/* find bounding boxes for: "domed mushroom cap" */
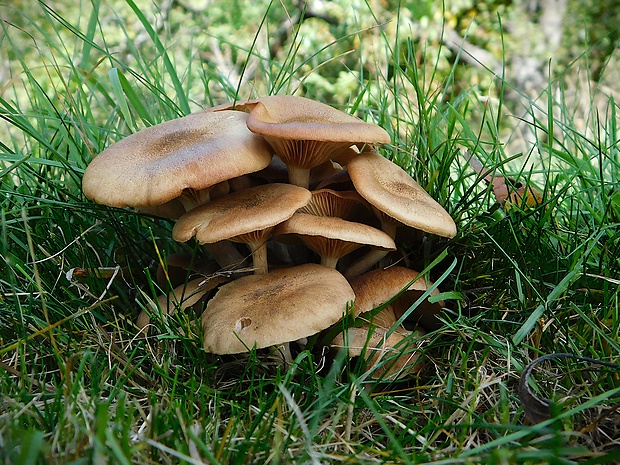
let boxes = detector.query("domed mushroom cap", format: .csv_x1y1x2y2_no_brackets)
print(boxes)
202,264,355,354
350,266,444,331
82,110,273,208
332,306,409,357
348,151,457,238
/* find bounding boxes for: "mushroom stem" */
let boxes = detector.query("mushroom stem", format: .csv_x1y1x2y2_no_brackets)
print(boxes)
248,240,269,274
287,165,311,189
321,255,340,269
274,342,294,366
204,242,248,269
344,219,399,278
344,248,390,278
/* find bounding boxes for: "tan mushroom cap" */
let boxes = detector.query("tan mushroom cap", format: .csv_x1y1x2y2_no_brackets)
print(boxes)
202,264,355,354
332,306,409,357
244,95,390,188
331,306,426,379
274,213,396,268
172,184,312,273
348,151,457,238
349,266,445,331
82,110,273,208
246,95,391,143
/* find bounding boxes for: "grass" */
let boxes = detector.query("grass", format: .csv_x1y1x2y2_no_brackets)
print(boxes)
1,0,620,463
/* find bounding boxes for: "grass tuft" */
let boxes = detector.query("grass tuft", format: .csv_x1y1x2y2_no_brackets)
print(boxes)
1,0,619,463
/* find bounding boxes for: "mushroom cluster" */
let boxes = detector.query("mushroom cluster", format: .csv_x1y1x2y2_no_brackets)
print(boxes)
82,95,456,378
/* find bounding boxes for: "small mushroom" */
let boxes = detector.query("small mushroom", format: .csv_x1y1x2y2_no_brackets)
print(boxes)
245,95,390,188
346,150,457,276
465,151,543,209
331,306,426,380
274,213,396,269
348,150,456,238
349,266,445,331
201,264,355,354
172,184,312,274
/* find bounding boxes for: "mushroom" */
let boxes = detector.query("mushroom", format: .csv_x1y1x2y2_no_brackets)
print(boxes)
331,306,426,380
245,95,391,188
345,150,457,277
172,184,312,274
82,110,273,210
201,263,355,354
82,110,274,269
348,150,457,238
273,213,396,269
349,266,445,331
465,151,543,209
331,266,441,379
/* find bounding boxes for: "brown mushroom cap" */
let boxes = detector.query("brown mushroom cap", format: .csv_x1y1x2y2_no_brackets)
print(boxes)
82,110,273,209
201,264,355,354
246,95,391,143
274,213,396,269
349,266,445,331
244,95,390,188
172,184,312,273
332,306,409,357
347,151,457,238
331,306,426,379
